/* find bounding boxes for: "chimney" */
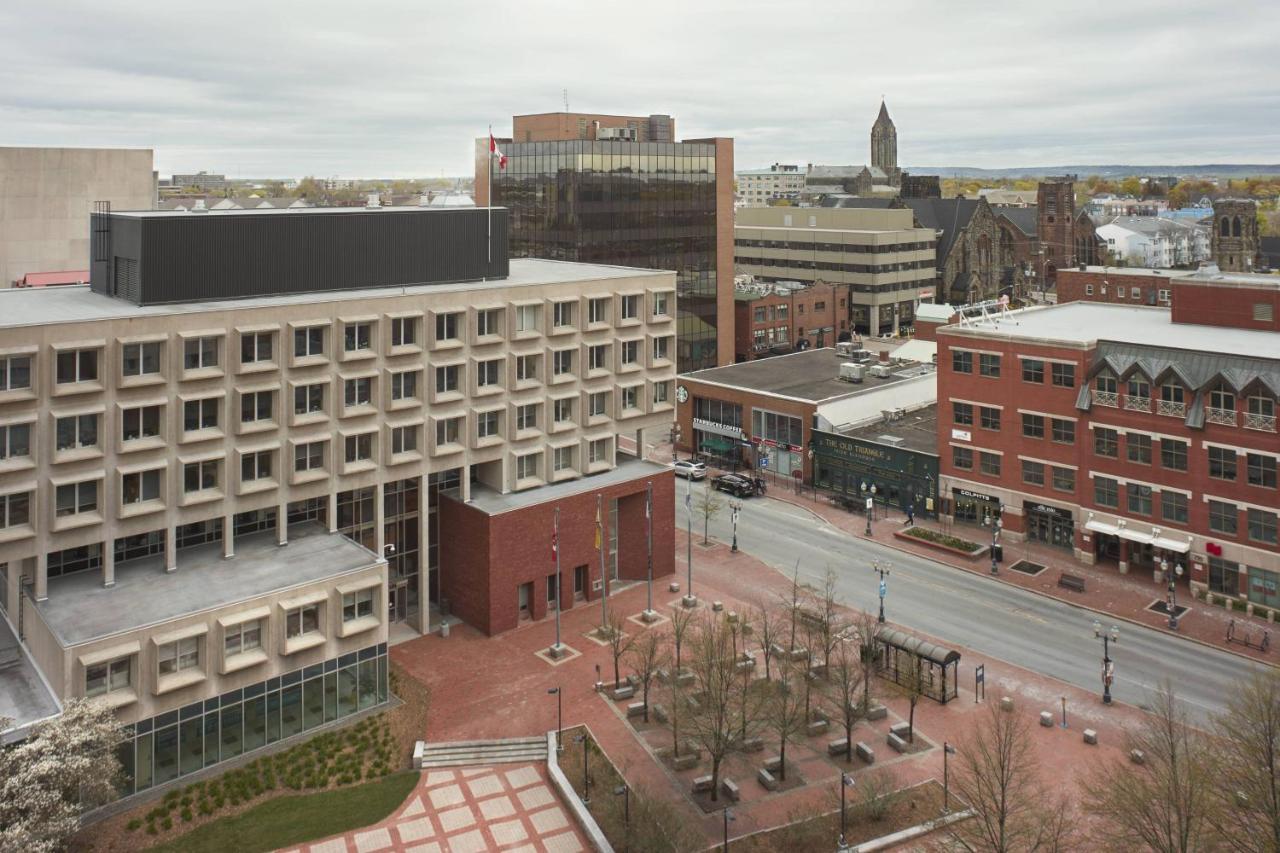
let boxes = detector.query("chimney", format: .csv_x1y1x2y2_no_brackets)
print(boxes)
879,349,890,364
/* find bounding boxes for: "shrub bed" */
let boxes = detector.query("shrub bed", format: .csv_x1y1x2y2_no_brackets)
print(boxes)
899,526,983,554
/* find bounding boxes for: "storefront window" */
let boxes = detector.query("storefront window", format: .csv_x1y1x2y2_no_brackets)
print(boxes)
1248,567,1280,610
1209,557,1240,596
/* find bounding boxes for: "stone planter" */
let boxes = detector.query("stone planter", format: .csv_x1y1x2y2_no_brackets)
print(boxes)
893,528,988,561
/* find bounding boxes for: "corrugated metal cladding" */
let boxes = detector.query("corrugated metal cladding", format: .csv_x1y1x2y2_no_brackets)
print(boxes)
95,208,509,306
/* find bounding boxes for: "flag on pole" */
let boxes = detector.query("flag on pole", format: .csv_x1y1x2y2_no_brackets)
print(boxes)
685,479,692,510
489,132,507,170
551,525,558,560
594,502,602,550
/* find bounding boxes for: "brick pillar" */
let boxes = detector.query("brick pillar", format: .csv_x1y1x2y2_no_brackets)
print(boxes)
1118,539,1130,574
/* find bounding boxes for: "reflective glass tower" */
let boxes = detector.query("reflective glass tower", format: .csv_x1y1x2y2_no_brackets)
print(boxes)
480,117,733,372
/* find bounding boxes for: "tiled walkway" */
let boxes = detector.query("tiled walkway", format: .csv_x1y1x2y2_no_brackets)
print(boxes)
285,763,588,853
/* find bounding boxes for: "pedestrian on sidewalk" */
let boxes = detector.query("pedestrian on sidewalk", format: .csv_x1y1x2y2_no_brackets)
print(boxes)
905,504,915,526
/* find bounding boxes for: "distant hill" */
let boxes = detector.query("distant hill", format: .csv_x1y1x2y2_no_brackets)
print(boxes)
909,165,1280,179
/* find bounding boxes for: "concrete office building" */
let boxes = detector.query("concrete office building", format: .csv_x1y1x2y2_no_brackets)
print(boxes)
0,204,677,790
0,147,155,288
736,164,805,207
733,207,936,336
935,276,1279,606
476,112,735,371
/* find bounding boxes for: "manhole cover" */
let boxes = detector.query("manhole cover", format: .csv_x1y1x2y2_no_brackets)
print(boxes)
1147,600,1189,617
1010,560,1047,576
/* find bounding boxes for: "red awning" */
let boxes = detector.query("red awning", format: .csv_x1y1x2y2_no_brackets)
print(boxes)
18,270,89,287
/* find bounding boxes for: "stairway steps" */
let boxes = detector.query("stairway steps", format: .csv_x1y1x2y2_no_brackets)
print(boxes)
415,736,549,768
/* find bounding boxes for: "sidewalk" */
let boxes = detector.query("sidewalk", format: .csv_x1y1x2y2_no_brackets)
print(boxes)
652,437,1275,665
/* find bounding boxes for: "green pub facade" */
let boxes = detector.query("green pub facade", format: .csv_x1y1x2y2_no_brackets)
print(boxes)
813,429,939,518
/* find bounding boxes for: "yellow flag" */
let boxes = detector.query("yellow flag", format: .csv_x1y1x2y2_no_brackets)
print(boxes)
594,502,602,549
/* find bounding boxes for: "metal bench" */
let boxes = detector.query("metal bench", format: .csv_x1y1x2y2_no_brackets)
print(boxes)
1057,573,1087,593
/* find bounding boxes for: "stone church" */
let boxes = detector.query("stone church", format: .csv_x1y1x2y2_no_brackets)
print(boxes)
806,101,903,195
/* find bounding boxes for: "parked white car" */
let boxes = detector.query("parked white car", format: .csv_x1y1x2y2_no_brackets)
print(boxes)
671,459,708,480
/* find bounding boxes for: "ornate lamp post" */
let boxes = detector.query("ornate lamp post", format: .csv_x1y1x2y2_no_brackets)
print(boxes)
1093,621,1119,705
729,498,742,552
722,807,735,851
547,687,562,751
1163,557,1184,630
943,742,956,812
873,561,891,624
989,505,1002,575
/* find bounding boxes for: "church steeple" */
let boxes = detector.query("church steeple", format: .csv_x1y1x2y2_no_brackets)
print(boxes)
870,99,897,176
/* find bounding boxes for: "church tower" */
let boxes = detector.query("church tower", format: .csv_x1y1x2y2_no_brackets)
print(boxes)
870,100,898,178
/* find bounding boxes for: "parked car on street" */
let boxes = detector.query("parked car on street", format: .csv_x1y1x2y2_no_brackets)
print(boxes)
712,473,756,497
672,459,708,480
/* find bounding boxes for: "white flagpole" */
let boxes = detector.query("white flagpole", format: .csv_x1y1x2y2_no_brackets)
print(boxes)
643,481,656,621
487,125,493,265
552,506,562,656
598,494,608,631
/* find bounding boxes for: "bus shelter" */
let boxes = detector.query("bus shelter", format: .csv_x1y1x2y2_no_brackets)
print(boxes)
874,627,961,704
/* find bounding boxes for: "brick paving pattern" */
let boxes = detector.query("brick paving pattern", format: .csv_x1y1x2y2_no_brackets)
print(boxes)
285,763,587,853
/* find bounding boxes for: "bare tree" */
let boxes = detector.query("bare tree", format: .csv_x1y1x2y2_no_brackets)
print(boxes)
693,484,724,546
764,658,808,781
0,700,127,853
682,614,766,801
604,609,635,690
1208,667,1280,853
826,634,867,763
780,566,804,653
854,609,880,715
669,604,696,674
625,629,669,723
809,567,850,677
882,646,925,743
1084,683,1215,853
947,703,1076,853
754,603,783,682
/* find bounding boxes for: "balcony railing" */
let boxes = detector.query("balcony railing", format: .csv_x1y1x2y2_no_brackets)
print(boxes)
1124,396,1151,412
1093,390,1119,408
1156,399,1186,418
1205,407,1237,426
1244,412,1277,432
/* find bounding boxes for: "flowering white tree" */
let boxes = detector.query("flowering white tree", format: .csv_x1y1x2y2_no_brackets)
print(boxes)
0,699,126,852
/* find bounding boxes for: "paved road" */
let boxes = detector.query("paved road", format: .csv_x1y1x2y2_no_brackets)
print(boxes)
689,493,1265,722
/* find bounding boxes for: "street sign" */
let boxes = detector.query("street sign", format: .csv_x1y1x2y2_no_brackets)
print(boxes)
879,580,887,598
760,454,770,469
865,497,873,510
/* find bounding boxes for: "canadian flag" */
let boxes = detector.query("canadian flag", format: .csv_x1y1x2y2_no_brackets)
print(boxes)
489,132,507,170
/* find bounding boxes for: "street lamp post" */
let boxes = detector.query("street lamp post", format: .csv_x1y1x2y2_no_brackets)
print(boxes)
730,499,742,553
861,482,872,536
1164,558,1184,630
683,477,696,607
989,507,1002,575
873,562,891,624
670,424,682,462
839,773,855,849
943,742,956,813
614,784,630,851
1093,621,1119,705
547,687,562,751
722,807,735,852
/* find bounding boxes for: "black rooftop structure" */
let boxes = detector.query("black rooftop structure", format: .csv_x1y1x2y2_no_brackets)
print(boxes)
89,206,509,305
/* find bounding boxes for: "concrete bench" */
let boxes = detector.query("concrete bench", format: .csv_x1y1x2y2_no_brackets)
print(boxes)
1000,696,1014,712
613,685,635,700
1058,573,1087,593
692,775,714,793
722,778,740,802
742,736,764,753
1130,749,1145,765
712,601,724,612
769,643,787,659
726,610,738,623
412,740,426,770
735,659,755,674
757,768,779,791
789,647,810,662
652,703,669,724
675,671,695,688
762,755,782,773
807,719,830,737
673,753,699,771
626,673,641,687
655,667,670,683
668,582,681,593
828,737,850,756
865,703,888,721
1040,711,1054,728
1083,729,1098,745
889,721,911,739
888,732,908,753
856,741,876,764
627,702,646,719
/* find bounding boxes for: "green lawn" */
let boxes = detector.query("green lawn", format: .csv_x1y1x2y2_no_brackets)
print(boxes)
148,771,418,853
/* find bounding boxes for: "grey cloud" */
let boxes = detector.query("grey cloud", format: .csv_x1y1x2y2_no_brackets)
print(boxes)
1,0,1277,177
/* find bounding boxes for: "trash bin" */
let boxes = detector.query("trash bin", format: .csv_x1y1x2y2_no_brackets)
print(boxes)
992,544,1004,563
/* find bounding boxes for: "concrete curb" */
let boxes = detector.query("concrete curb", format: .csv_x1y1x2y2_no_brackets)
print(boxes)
763,493,1276,669
546,729,614,853
848,807,974,852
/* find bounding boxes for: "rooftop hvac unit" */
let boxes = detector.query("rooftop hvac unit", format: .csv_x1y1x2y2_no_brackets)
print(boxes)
835,341,855,358
870,364,892,379
838,362,865,383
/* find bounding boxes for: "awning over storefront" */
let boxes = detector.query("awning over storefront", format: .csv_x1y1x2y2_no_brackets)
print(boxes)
1152,536,1191,554
699,436,735,454
1085,519,1191,553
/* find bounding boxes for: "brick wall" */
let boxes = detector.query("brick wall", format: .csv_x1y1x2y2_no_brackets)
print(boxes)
440,470,675,635
1055,268,1177,307
1171,281,1280,332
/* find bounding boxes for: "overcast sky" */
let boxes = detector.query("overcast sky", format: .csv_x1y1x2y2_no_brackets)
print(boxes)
2,0,1277,178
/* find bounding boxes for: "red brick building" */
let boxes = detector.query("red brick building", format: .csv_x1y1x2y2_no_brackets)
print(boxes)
936,277,1280,608
440,461,675,635
1055,266,1190,307
733,281,853,361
